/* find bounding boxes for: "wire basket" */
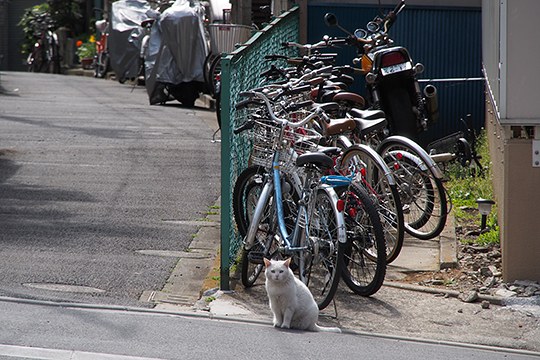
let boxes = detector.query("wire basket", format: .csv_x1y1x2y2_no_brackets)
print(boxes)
249,120,322,171
208,24,253,55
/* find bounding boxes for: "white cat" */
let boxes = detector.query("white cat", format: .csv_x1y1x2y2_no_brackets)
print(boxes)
263,258,341,333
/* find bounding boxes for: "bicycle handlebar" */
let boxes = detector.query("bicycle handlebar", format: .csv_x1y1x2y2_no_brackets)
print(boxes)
237,91,327,128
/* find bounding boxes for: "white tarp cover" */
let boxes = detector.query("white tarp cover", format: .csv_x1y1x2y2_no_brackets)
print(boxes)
109,0,151,81
145,0,208,104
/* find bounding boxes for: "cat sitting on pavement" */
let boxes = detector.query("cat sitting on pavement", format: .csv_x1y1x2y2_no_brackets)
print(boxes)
263,258,341,333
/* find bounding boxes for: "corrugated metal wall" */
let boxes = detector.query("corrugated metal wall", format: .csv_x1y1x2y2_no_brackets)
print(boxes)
307,3,483,144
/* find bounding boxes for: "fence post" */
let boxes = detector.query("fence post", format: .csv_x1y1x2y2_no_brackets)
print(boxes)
218,7,299,291
219,54,232,291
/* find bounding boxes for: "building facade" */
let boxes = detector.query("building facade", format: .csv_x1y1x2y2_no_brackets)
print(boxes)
483,0,540,282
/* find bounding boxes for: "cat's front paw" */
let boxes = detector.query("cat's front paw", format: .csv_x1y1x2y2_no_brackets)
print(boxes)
280,323,290,329
273,320,282,327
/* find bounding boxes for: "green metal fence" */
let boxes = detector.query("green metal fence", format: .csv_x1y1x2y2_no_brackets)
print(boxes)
219,7,299,290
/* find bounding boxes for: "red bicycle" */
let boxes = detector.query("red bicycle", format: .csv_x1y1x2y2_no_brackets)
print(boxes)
94,19,110,78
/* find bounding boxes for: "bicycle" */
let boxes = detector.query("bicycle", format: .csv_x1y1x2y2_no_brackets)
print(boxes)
94,19,110,78
26,14,60,74
234,90,386,307
250,50,448,241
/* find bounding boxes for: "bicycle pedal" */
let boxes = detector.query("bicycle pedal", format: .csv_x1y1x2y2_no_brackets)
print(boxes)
248,251,265,264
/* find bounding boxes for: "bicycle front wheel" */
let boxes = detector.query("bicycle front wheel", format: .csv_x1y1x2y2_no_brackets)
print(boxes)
338,182,386,297
240,183,278,287
302,188,343,310
233,165,267,237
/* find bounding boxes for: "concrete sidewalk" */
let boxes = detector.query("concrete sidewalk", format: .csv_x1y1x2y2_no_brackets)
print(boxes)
145,205,540,353
150,203,459,314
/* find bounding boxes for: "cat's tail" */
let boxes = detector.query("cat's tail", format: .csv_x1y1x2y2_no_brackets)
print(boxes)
313,324,342,333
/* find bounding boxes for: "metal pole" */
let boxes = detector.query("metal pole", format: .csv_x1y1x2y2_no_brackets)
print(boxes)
219,55,232,291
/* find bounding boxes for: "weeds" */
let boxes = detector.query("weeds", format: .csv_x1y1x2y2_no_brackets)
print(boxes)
445,130,499,245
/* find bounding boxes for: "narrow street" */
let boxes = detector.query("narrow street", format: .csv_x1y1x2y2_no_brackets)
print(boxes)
0,72,220,306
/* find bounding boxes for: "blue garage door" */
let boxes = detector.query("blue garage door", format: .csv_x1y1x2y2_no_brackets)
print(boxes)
308,3,483,143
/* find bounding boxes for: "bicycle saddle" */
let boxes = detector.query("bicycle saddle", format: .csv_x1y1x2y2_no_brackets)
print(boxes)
353,117,388,137
349,108,385,120
296,152,334,169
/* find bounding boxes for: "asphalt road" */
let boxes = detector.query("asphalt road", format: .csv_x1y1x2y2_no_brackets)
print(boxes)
0,299,538,360
0,72,220,306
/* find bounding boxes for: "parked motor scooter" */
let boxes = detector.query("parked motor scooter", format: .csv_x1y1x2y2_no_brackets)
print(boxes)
144,0,208,107
324,0,438,142
109,0,151,83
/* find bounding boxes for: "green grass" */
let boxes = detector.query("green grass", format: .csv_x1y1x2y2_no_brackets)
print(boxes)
445,130,499,245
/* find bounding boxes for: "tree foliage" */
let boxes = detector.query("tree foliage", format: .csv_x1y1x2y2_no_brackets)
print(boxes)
18,0,84,55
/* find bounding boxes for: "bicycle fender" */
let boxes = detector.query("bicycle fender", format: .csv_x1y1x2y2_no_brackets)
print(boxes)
387,149,427,171
350,143,397,186
243,182,273,250
377,135,444,179
321,185,347,244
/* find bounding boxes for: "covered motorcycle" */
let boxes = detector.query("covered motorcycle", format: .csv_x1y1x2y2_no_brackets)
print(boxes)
109,0,151,83
145,0,208,106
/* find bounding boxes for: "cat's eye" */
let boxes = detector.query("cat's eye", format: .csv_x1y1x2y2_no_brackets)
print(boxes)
279,270,283,273
270,270,275,273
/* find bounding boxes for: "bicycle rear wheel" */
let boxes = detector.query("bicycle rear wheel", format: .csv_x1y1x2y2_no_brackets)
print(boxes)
378,141,447,240
338,182,386,296
339,144,404,263
94,51,110,78
302,188,343,310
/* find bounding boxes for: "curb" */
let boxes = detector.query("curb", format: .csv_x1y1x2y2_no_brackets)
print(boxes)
145,197,221,308
1,294,537,358
384,281,504,305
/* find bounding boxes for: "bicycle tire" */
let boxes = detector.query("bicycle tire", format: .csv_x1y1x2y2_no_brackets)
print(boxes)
339,144,405,263
302,188,344,310
378,141,447,240
233,166,300,236
233,165,267,237
28,47,45,73
215,88,222,129
50,40,60,74
203,53,217,94
208,56,221,97
338,182,386,297
240,182,278,287
94,51,110,78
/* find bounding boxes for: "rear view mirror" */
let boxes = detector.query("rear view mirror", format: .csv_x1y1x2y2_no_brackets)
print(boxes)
324,13,338,27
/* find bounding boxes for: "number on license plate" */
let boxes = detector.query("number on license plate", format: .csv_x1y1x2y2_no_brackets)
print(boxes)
381,62,411,76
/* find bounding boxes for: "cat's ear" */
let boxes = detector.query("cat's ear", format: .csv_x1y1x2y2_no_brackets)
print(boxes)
263,258,271,268
284,258,292,268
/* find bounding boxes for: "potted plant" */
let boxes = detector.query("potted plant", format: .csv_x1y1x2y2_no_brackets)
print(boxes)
76,35,96,69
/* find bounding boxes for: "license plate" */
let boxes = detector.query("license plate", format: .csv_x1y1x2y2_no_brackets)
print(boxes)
381,62,412,76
